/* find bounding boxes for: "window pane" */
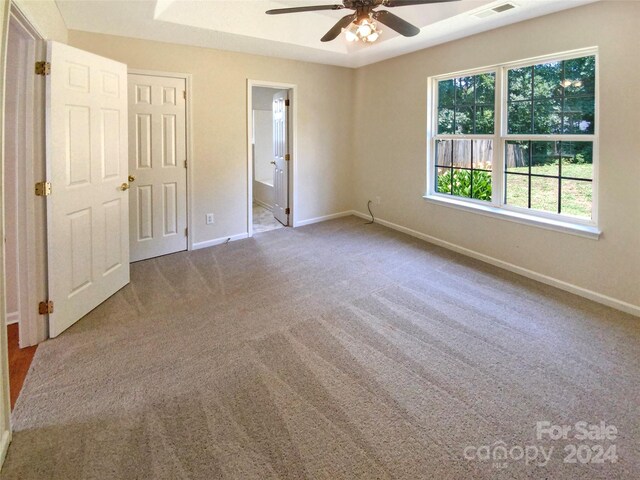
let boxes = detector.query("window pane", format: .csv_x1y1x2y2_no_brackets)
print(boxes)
472,170,492,201
531,141,559,177
452,169,471,197
473,139,493,171
561,180,592,218
437,139,492,169
475,106,494,134
533,99,562,134
436,167,452,195
505,140,529,172
533,61,563,99
472,139,493,201
530,176,559,213
455,106,474,134
508,101,532,134
435,139,452,167
438,107,454,134
508,67,532,101
438,79,455,107
452,139,471,167
505,173,528,208
561,142,593,179
456,76,475,104
563,56,595,96
436,140,471,168
435,139,471,167
475,73,495,104
563,97,594,134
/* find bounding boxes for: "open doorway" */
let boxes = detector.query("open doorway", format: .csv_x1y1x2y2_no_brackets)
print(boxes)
3,4,47,408
247,81,296,236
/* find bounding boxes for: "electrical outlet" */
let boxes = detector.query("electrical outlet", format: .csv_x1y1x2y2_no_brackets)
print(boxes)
375,196,381,205
206,213,215,225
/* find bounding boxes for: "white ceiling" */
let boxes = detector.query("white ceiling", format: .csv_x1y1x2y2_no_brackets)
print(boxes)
56,0,597,68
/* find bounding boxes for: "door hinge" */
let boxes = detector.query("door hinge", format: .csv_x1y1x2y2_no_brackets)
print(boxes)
183,90,186,100
184,159,187,168
35,61,51,76
284,154,290,161
185,227,188,236
35,181,52,196
38,300,54,315
285,99,290,107
285,207,290,215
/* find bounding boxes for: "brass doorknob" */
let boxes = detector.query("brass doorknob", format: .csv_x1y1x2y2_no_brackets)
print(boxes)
120,183,130,191
128,175,136,182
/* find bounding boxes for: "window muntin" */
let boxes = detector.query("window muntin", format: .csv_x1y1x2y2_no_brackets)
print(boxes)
429,50,597,224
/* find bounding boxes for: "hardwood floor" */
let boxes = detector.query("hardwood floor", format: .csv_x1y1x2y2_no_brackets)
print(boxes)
8,323,37,410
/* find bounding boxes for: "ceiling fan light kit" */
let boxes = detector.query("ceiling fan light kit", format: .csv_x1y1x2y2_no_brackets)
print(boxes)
345,17,382,43
265,0,459,44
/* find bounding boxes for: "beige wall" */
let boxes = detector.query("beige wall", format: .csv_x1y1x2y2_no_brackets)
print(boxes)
69,31,355,244
352,1,640,309
13,0,67,42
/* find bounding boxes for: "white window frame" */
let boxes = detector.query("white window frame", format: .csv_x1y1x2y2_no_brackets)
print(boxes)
425,47,600,239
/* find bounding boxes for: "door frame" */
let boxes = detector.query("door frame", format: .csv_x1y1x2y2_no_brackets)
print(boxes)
246,79,298,237
128,69,194,251
1,0,12,466
4,3,46,347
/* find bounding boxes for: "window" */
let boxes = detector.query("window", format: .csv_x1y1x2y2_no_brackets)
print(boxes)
435,73,495,202
427,49,598,232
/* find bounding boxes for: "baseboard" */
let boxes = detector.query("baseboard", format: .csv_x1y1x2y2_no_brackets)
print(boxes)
191,232,249,250
351,210,640,317
0,429,11,470
296,211,354,227
253,199,272,211
5,312,18,326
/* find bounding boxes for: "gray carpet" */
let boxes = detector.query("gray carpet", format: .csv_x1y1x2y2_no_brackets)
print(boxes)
3,216,639,479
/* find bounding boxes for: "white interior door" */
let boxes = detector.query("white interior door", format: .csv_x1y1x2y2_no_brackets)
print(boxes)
128,74,187,262
272,90,289,226
46,41,130,338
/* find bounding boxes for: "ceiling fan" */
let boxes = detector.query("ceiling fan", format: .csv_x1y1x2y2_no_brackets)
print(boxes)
266,0,460,43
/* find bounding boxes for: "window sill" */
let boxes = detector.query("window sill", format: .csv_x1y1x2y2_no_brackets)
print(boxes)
422,194,601,240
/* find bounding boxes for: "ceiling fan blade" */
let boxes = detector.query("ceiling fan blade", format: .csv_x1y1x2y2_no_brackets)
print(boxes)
321,13,358,42
382,0,459,7
266,5,344,15
373,10,420,36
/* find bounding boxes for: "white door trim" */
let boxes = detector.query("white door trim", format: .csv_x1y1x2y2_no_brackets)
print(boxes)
0,0,13,466
246,79,298,237
128,68,194,251
5,4,46,347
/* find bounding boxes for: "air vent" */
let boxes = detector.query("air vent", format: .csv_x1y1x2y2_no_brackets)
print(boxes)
473,3,517,19
493,3,516,13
